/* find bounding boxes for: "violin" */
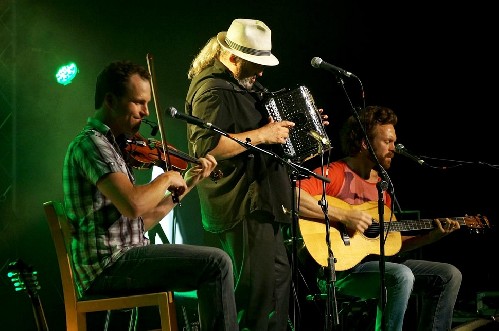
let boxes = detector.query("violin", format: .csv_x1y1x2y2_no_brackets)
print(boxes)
122,132,223,182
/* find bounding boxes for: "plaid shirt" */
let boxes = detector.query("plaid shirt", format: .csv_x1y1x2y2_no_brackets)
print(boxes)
62,117,149,298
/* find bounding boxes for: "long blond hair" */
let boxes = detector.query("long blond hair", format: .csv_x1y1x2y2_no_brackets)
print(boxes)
187,36,223,80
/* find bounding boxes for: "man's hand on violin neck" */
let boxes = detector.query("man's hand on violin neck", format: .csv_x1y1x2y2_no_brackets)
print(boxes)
162,171,187,195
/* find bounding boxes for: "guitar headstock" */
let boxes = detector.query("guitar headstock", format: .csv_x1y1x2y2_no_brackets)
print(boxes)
7,259,40,298
463,214,491,234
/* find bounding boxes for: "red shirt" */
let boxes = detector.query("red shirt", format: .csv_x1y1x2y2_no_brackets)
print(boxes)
298,160,392,207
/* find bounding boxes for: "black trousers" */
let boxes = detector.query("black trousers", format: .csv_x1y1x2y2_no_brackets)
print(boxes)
216,214,292,331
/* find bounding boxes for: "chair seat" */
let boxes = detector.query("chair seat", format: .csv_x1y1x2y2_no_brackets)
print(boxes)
77,292,173,312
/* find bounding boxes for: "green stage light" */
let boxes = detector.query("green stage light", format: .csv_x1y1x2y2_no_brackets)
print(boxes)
56,62,79,85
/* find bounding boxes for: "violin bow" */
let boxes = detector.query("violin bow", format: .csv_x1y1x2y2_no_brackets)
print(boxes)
146,53,180,205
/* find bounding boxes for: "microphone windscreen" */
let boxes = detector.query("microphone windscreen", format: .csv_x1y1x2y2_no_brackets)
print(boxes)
311,57,322,68
169,107,177,118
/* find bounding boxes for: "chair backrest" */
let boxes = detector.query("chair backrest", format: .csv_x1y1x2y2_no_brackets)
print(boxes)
43,201,80,317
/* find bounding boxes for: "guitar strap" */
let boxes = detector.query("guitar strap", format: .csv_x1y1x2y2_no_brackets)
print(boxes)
340,224,350,246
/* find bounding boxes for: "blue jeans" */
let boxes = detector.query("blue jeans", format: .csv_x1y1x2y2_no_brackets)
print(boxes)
333,259,462,331
86,244,239,331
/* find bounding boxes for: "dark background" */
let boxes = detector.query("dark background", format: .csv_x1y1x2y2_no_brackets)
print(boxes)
0,1,497,330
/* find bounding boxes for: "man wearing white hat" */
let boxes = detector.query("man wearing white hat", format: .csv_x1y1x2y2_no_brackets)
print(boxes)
185,18,295,331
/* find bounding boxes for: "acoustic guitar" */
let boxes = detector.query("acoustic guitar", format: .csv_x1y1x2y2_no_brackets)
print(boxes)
298,195,490,271
7,259,49,331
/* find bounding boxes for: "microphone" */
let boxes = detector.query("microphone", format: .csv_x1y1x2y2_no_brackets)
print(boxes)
310,57,357,78
308,130,330,146
150,125,159,136
169,107,214,129
141,118,159,136
395,144,425,165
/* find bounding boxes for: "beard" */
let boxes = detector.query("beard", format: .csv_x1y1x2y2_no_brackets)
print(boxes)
234,59,259,91
368,151,392,170
237,76,255,91
378,155,392,170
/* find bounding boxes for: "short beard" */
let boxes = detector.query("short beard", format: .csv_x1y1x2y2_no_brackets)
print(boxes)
237,77,255,91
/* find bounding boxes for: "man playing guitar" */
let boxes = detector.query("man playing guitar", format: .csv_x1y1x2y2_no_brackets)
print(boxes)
297,105,462,331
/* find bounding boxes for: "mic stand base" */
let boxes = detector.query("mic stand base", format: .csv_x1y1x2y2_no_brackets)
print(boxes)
324,256,340,331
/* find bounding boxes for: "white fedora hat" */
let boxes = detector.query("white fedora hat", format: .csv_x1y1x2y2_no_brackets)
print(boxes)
217,18,279,66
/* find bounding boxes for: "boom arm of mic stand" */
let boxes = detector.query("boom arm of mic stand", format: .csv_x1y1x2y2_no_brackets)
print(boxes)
205,124,330,183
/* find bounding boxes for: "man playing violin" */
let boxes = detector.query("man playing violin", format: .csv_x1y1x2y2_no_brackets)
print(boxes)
63,60,239,331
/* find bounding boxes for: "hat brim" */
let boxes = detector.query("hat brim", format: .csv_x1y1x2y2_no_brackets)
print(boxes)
217,32,279,66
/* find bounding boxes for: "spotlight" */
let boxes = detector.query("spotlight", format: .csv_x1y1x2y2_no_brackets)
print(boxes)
55,62,79,85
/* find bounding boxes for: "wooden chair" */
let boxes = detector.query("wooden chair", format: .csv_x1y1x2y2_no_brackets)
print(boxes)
43,200,178,331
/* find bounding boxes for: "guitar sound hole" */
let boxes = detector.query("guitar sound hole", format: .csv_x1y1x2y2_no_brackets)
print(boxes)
364,224,380,238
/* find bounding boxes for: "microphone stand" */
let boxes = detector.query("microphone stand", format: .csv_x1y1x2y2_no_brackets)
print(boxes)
319,186,341,331
376,174,389,329
350,104,391,330
175,115,330,331
305,145,341,331
333,73,392,330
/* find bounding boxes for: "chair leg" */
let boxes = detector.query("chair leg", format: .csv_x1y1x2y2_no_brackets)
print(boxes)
102,308,139,331
104,310,111,331
128,308,138,331
158,292,177,331
76,311,88,331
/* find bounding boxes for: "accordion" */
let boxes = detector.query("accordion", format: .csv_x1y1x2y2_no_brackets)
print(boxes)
263,85,331,163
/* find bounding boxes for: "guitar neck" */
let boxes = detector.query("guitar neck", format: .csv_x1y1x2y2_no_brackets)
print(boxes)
8,260,49,331
28,293,49,331
387,217,470,232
